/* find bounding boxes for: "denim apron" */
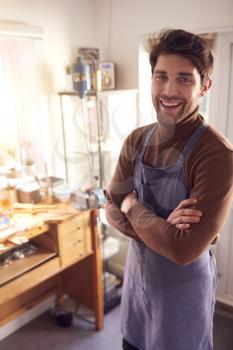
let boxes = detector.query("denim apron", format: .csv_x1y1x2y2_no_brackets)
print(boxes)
121,123,217,350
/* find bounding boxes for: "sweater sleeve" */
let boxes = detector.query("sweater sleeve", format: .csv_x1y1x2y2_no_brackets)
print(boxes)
105,133,142,240
125,146,233,265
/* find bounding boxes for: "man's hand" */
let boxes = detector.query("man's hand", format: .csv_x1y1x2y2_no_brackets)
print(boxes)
121,192,138,214
121,194,202,230
167,197,202,230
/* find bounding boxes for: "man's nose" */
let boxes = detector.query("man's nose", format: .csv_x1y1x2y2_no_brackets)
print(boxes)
163,79,178,96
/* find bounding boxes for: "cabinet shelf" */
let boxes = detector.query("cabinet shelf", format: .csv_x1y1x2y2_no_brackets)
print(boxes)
2,223,49,254
0,257,60,306
0,246,57,286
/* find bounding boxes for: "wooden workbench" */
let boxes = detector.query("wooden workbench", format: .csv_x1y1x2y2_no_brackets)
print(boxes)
0,208,104,331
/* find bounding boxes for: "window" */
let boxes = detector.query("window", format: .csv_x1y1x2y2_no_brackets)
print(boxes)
0,36,39,165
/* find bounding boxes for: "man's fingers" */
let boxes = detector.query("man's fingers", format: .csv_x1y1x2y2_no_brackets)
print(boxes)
176,223,191,230
172,208,202,218
167,197,203,228
176,198,198,210
172,216,201,225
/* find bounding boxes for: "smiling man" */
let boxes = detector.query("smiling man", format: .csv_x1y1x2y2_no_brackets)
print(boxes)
152,54,211,126
105,29,233,350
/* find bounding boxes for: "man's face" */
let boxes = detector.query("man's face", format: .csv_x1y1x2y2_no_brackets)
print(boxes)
151,54,210,125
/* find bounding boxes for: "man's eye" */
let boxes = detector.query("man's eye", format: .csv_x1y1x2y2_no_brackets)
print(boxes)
178,77,192,84
153,74,167,81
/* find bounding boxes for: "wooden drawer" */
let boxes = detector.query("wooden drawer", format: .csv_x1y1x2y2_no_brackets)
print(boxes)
59,216,85,237
58,212,93,267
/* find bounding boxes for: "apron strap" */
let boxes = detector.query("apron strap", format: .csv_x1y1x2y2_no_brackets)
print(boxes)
139,122,207,163
177,122,208,164
140,123,157,160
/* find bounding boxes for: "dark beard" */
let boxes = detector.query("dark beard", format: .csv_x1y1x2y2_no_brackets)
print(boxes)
155,101,186,126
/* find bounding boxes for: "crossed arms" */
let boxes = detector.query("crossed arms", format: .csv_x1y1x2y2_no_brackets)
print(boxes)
105,136,233,265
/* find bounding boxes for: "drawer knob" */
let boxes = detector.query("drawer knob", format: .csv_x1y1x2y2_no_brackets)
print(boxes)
72,239,82,246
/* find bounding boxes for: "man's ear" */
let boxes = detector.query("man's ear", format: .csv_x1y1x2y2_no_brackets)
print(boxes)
200,78,212,97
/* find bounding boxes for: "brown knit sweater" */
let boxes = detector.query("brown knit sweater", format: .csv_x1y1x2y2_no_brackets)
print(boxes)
105,112,233,265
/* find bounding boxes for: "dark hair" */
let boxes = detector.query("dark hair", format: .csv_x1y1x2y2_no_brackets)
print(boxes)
149,28,214,82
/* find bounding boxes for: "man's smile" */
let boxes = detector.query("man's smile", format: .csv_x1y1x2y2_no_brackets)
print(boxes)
160,100,182,107
159,98,184,114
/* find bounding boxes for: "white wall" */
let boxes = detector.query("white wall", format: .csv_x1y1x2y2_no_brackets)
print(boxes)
1,0,233,174
0,0,97,91
95,0,233,89
1,0,233,95
0,0,97,177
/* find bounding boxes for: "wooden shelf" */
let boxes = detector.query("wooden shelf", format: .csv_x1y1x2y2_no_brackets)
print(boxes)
0,246,57,286
2,223,49,254
23,224,50,240
0,257,60,305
